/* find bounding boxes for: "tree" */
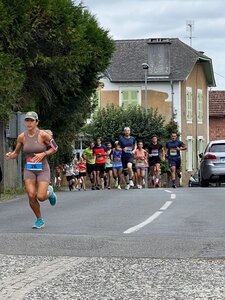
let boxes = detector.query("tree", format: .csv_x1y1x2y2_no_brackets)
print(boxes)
0,52,25,121
0,0,115,161
85,105,170,145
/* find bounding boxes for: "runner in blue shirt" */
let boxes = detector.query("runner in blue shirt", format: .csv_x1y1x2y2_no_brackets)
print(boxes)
118,127,136,190
166,132,187,188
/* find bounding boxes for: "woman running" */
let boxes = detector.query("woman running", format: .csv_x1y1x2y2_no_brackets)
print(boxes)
112,143,123,190
134,141,147,189
5,111,58,229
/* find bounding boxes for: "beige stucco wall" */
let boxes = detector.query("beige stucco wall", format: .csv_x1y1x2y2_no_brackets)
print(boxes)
99,89,171,123
100,91,119,107
181,63,208,186
141,90,172,124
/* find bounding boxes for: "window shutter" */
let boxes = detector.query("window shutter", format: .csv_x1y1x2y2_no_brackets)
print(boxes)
122,90,138,108
197,89,203,123
186,87,192,123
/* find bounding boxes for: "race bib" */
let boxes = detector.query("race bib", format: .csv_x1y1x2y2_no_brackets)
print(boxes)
170,149,177,156
26,157,43,171
136,157,144,165
151,150,159,156
124,147,132,154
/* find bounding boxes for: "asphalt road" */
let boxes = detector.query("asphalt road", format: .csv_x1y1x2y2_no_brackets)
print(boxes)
1,187,225,299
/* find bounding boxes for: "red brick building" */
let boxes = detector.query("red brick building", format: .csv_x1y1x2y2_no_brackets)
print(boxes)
209,91,225,140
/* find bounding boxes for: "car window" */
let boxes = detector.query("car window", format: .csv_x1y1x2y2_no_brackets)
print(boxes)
209,144,225,152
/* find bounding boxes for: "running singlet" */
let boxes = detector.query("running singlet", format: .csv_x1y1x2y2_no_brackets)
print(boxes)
112,150,122,168
78,162,86,173
119,136,135,155
93,144,107,164
148,143,162,158
134,149,146,168
166,140,184,159
23,130,48,171
83,147,95,164
105,150,113,168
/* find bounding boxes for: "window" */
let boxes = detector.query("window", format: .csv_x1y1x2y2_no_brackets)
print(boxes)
121,90,139,108
186,136,193,171
186,87,192,123
198,136,204,156
210,144,225,152
197,89,203,123
147,41,170,76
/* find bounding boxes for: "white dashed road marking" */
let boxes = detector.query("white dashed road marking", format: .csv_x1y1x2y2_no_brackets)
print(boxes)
124,211,163,234
160,200,173,211
124,190,176,234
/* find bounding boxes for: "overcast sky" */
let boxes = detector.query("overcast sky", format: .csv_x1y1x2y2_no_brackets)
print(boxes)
81,0,225,90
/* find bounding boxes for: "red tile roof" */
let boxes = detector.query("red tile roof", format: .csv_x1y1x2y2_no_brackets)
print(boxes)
209,91,225,116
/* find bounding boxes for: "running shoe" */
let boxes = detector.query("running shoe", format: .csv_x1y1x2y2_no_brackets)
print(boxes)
48,185,57,206
125,183,130,190
117,185,121,190
91,185,96,190
32,218,45,229
172,184,176,189
129,180,134,187
96,185,100,190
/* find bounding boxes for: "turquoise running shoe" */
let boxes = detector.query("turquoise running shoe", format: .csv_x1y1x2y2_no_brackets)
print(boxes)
32,218,45,229
48,185,57,206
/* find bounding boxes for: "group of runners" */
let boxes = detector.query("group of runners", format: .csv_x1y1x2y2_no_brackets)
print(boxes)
64,127,187,191
4,112,186,229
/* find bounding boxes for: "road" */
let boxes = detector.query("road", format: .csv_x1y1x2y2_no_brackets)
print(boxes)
1,187,225,299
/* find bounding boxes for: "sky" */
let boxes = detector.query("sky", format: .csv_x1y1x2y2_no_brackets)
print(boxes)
81,0,225,90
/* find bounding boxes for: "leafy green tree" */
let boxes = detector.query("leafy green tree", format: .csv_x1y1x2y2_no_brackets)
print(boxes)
0,52,25,121
85,104,170,145
0,0,114,161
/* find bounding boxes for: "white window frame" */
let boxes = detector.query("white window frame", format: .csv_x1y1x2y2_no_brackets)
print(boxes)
197,89,203,124
119,86,141,107
197,136,205,165
186,87,193,124
186,136,193,171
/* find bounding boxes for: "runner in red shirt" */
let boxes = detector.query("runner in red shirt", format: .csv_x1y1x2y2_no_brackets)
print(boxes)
93,138,108,190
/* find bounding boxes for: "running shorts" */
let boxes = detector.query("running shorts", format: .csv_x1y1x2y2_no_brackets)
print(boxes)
168,158,181,169
86,163,95,174
121,154,133,169
95,163,105,175
149,157,161,167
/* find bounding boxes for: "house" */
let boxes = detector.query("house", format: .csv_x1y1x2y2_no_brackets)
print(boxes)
97,38,216,186
209,91,225,141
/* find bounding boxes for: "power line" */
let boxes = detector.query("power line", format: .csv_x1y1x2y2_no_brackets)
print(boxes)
215,72,225,79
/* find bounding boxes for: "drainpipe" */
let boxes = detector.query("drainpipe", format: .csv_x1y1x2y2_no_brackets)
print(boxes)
170,81,174,121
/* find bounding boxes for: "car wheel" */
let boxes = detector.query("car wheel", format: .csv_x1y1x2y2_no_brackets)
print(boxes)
200,178,209,187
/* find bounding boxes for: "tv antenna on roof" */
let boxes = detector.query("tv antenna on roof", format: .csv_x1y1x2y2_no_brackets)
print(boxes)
186,20,194,47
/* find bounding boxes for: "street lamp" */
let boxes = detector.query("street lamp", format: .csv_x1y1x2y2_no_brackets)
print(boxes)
142,63,149,111
142,63,149,188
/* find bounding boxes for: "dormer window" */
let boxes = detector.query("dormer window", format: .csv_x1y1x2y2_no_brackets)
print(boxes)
147,39,171,76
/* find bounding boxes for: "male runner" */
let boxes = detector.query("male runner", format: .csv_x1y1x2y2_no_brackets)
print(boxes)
166,132,187,188
118,127,136,190
148,135,163,188
83,141,96,190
